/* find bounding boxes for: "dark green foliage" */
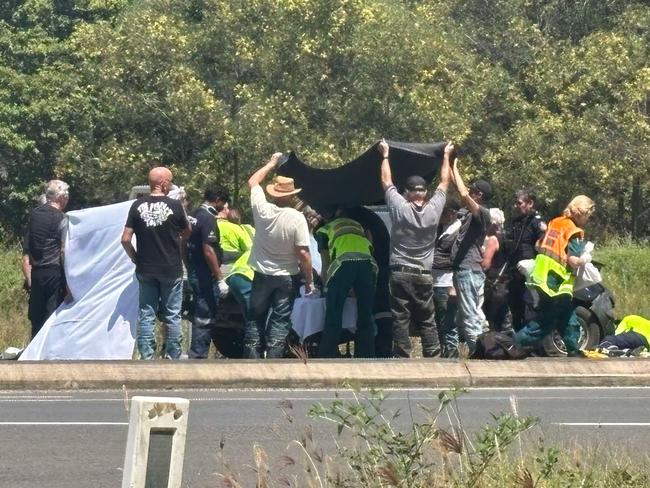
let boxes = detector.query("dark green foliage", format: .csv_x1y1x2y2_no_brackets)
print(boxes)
1,0,648,239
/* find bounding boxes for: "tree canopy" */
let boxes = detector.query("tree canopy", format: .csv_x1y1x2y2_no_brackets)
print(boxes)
1,0,648,238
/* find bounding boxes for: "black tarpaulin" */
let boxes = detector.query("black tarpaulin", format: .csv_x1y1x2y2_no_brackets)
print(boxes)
277,140,446,207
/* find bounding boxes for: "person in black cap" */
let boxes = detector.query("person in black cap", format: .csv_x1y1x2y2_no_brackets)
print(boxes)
449,160,493,356
379,139,453,358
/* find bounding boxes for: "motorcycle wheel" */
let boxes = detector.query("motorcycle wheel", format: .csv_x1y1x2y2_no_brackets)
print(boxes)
542,306,600,356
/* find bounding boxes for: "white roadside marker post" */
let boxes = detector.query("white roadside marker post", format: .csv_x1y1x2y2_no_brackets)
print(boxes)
122,396,190,488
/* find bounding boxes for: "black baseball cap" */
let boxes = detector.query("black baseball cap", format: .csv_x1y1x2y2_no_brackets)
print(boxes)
471,179,492,201
405,175,427,192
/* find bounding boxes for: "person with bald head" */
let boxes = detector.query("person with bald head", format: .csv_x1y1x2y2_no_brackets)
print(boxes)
121,166,191,360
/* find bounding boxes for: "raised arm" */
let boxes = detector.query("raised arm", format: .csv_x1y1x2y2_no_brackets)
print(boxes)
451,159,481,216
379,139,393,191
248,152,283,188
437,141,454,193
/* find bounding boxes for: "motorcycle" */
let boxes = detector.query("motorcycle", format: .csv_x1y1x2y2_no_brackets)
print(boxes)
542,260,616,356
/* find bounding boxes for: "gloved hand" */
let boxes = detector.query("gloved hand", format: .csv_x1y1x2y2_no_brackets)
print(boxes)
580,252,592,265
217,279,230,298
516,259,535,278
583,241,595,254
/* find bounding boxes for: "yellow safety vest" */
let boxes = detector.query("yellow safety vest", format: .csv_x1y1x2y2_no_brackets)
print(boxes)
528,216,583,297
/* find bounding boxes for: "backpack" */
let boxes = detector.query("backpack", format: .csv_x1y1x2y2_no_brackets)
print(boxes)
471,330,529,360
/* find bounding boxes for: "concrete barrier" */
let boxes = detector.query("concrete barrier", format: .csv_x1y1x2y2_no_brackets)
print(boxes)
0,358,649,390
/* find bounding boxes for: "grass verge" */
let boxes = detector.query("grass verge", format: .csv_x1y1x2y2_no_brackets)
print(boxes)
0,240,648,351
217,386,650,487
0,246,30,351
595,238,650,319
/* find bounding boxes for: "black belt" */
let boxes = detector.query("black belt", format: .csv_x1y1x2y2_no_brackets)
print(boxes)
390,265,431,275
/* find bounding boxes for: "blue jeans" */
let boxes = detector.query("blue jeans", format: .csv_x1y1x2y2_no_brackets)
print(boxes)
136,274,183,360
434,286,458,357
453,269,485,356
226,273,255,329
245,272,300,359
187,265,218,359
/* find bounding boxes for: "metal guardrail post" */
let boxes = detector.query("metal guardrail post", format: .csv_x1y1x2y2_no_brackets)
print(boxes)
122,396,190,488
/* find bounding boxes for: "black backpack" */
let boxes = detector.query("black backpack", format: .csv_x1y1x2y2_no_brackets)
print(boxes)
471,330,529,360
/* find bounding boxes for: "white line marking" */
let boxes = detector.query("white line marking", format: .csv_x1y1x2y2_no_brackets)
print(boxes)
0,422,127,426
2,395,650,403
0,396,72,399
554,423,650,427
4,386,650,395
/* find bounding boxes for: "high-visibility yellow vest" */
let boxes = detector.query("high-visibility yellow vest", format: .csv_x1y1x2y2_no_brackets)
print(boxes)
217,219,253,263
616,315,650,347
316,217,375,282
528,216,583,297
226,225,255,281
316,218,372,261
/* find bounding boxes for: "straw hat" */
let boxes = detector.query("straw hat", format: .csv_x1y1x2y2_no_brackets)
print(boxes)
266,176,302,197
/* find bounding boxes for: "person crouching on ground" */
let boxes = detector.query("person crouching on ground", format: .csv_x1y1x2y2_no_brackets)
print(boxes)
246,153,315,359
315,207,378,358
515,195,595,357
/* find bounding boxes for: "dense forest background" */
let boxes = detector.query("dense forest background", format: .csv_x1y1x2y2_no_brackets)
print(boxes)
1,0,648,239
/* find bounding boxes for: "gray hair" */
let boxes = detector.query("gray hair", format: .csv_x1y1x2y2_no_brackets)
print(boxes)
489,207,505,227
45,180,70,203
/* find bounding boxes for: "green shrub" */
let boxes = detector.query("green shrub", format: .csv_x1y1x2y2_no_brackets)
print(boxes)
218,387,650,487
0,247,30,350
596,239,650,320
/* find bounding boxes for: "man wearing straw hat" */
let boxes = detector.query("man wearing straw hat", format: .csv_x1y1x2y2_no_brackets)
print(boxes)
246,153,315,358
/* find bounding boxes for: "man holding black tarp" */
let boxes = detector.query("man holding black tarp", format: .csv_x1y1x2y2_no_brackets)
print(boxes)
379,139,453,358
450,162,493,356
246,153,315,359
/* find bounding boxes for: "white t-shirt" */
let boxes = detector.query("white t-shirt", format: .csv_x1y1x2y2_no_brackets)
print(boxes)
248,186,310,276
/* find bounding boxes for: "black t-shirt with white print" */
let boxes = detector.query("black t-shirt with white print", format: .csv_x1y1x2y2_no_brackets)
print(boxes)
125,195,189,279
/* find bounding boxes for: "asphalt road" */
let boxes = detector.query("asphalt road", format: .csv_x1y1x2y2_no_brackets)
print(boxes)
1,387,649,487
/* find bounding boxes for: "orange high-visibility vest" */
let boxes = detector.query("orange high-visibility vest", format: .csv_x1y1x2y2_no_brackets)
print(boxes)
535,216,584,265
528,215,584,297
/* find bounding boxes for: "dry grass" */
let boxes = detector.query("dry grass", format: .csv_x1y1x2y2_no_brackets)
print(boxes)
215,389,650,488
